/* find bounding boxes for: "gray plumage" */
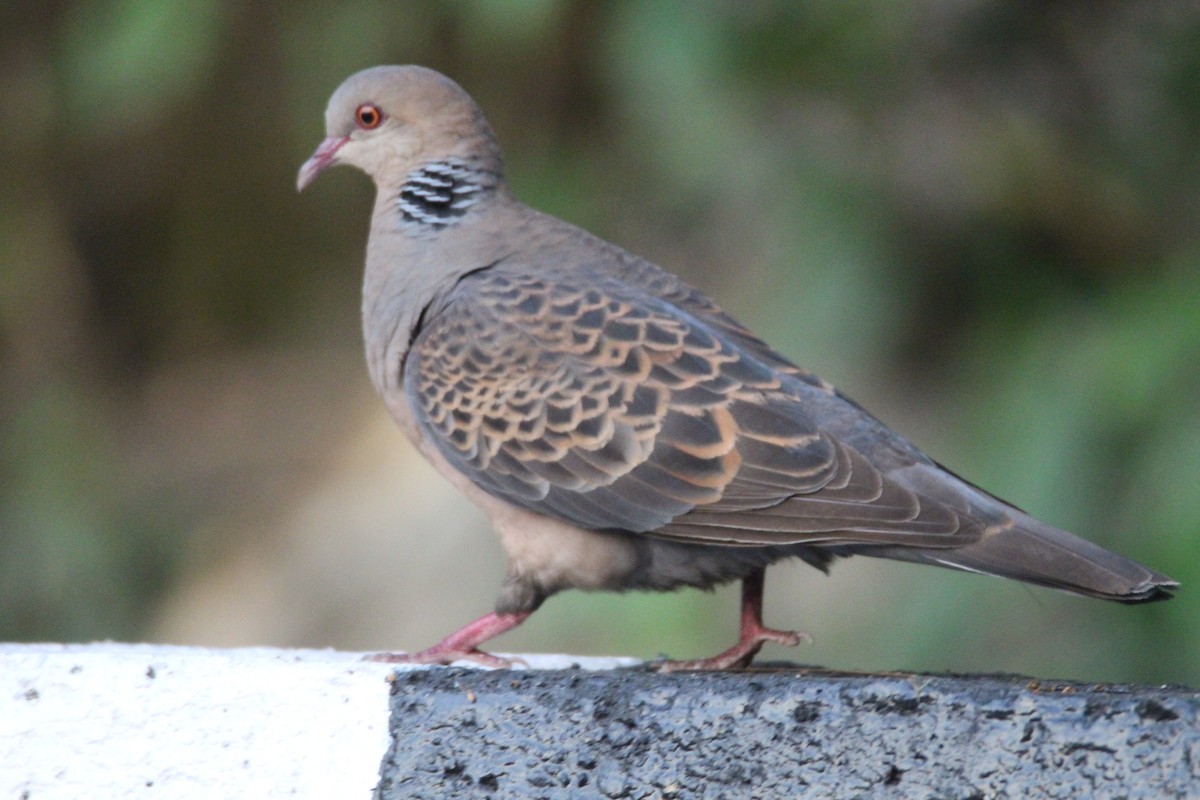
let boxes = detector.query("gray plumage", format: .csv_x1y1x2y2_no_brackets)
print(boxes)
298,65,1176,669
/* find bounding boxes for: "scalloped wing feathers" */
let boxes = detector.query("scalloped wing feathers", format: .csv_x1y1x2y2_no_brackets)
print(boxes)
405,263,984,549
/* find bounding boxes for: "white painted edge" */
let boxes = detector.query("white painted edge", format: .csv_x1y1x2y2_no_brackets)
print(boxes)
0,642,640,800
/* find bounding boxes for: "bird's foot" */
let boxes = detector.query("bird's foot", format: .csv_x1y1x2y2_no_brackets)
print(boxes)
654,625,812,672
362,610,533,669
365,647,525,669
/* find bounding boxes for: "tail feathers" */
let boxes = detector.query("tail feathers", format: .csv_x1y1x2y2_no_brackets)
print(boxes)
874,514,1177,603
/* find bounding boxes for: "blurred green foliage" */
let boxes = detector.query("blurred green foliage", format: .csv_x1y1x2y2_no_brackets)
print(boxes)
1,1,1196,684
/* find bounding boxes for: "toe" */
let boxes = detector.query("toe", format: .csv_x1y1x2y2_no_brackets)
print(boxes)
363,649,516,668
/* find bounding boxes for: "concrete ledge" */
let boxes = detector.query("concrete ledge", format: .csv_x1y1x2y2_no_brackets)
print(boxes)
3,644,1196,798
0,643,631,798
377,666,1200,799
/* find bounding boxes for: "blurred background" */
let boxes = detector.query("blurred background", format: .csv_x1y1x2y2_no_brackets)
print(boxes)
2,1,1197,685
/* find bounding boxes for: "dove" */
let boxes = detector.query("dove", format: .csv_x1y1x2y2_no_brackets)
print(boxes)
297,65,1176,670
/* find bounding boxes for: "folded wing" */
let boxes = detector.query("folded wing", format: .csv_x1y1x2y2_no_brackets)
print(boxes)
406,266,983,550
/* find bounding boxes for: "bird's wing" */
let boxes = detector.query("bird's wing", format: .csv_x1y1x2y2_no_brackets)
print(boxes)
405,266,985,548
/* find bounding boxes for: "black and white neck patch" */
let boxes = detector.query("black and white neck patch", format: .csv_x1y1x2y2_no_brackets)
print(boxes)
398,158,495,232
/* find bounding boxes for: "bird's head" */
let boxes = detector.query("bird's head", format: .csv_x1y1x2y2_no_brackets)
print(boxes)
297,65,502,192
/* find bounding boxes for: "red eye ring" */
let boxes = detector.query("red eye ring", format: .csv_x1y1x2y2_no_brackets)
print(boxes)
355,103,383,130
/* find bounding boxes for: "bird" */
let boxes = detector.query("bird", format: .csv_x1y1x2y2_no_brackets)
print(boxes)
297,65,1176,671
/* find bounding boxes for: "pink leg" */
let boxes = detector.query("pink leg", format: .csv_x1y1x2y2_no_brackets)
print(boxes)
657,569,810,672
365,610,532,668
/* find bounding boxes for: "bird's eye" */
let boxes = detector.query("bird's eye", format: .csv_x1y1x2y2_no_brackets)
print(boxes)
355,103,383,130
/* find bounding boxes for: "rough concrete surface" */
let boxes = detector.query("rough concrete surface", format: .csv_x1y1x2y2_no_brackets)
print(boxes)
376,666,1199,799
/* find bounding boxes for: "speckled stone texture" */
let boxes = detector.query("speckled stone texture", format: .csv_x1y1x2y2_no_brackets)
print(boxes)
375,666,1199,799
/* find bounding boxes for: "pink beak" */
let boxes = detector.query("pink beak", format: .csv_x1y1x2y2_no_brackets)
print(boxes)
296,136,349,191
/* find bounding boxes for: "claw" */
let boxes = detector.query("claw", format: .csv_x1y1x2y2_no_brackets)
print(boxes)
655,568,809,671
365,648,522,669
363,610,532,669
655,626,811,672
